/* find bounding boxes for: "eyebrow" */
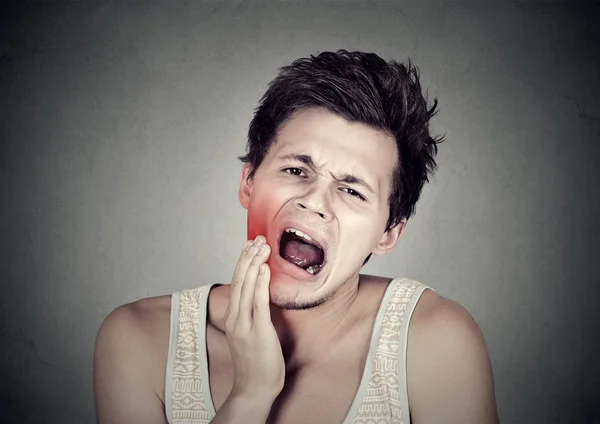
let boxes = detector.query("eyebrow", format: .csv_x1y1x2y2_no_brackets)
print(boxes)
275,153,378,196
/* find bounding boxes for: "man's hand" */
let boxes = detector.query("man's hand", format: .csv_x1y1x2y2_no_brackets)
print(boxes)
225,235,285,400
210,236,284,423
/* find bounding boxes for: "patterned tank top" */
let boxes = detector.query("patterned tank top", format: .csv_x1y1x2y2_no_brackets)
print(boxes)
164,277,431,424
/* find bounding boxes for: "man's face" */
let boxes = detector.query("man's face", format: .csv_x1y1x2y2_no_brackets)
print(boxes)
239,107,404,309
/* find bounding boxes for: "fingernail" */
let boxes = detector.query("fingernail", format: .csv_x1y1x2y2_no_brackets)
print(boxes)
258,245,266,254
255,236,265,246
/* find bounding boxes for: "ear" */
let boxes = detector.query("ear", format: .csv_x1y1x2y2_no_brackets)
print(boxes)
238,163,254,210
371,217,407,257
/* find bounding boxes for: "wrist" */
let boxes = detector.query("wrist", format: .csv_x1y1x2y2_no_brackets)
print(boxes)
225,392,276,422
228,389,279,407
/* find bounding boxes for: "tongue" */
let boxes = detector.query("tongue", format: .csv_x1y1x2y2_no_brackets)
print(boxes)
281,239,323,269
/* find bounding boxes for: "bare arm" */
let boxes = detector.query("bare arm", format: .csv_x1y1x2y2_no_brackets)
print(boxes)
94,304,167,424
407,293,499,424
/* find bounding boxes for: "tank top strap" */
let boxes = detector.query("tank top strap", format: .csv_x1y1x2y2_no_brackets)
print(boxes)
352,277,432,424
165,284,217,424
393,278,432,424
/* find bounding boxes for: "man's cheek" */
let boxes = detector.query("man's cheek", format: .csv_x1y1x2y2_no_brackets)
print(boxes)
246,202,270,241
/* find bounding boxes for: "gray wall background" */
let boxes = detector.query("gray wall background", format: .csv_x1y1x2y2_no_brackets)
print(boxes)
1,1,599,423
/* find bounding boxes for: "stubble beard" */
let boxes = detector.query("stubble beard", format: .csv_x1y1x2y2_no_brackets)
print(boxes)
269,272,357,311
270,290,336,310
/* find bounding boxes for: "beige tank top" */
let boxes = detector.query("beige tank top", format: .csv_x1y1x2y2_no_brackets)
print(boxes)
165,277,431,424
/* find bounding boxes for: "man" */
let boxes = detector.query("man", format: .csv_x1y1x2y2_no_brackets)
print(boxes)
94,50,499,423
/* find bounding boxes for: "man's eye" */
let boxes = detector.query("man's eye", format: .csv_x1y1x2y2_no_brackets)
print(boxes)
284,167,305,176
343,188,366,201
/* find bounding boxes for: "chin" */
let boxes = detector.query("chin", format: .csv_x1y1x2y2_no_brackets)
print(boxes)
267,267,344,311
268,282,334,311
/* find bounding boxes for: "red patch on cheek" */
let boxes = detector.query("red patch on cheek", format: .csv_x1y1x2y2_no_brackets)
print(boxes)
247,203,283,282
246,206,265,242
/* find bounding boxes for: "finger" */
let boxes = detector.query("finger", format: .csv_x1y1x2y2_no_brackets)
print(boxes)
230,236,266,321
235,237,266,282
239,243,270,326
227,239,253,322
253,262,272,328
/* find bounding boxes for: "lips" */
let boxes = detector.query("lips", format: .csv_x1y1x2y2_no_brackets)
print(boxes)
274,221,329,277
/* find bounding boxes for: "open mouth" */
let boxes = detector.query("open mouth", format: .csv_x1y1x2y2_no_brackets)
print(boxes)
278,227,326,275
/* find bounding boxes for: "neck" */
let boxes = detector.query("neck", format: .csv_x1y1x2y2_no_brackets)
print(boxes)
269,272,363,370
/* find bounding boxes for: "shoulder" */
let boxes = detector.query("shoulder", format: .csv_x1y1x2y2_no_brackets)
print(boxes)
96,295,172,354
406,288,499,423
94,295,172,420
409,288,482,343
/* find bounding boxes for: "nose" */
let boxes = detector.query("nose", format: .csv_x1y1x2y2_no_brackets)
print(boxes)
294,187,331,220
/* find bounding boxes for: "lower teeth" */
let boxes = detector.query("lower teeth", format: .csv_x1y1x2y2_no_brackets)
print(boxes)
306,264,322,275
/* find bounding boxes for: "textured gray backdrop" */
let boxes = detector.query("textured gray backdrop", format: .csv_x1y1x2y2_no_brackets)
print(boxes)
1,1,599,423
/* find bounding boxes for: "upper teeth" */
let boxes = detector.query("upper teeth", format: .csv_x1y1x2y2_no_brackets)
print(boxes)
285,227,314,243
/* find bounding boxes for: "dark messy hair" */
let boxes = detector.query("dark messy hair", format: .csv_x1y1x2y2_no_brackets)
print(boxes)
238,49,444,266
